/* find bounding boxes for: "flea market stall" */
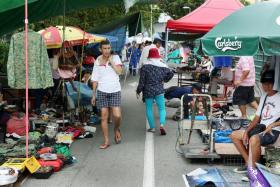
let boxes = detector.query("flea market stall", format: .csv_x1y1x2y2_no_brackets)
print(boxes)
0,0,150,185
165,0,244,161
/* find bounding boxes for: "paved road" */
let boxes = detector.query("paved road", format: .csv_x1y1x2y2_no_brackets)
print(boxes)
23,76,244,187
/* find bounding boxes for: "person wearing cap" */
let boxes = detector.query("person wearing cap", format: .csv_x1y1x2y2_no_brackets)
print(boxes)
138,38,163,68
230,70,280,174
136,48,174,135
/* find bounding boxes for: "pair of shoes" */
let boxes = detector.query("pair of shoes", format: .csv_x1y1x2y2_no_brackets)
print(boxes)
160,127,166,136
147,128,155,133
77,132,93,139
233,166,247,174
99,144,110,149
114,129,122,144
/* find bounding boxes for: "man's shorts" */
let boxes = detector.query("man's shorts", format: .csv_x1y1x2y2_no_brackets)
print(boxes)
233,86,255,105
97,91,121,109
247,124,280,146
258,130,280,146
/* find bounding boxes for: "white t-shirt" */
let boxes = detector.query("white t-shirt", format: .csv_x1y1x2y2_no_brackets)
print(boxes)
91,55,122,93
256,92,280,131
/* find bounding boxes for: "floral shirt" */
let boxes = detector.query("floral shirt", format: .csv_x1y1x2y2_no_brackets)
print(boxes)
7,31,53,89
137,64,174,98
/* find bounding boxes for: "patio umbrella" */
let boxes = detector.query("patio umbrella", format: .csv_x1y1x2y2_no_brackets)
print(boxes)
38,26,106,49
200,0,280,56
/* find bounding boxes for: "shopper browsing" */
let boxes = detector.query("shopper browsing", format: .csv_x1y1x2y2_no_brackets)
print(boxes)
233,56,258,119
136,48,174,135
91,40,123,149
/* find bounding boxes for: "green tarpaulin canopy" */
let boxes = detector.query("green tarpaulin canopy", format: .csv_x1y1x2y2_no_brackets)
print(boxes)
91,12,143,37
0,0,153,36
200,0,280,56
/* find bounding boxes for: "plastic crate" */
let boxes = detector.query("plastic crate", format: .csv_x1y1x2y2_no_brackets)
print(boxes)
25,156,41,173
2,158,26,172
1,156,41,174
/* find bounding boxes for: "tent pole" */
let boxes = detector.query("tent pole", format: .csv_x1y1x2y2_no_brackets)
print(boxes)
62,0,66,128
24,0,29,158
165,28,169,62
123,13,141,88
77,19,87,111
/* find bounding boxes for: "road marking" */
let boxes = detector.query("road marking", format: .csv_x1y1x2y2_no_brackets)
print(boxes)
128,81,138,87
143,120,155,187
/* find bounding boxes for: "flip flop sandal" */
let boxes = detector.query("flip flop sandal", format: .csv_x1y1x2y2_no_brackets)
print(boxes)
99,144,110,149
114,129,122,144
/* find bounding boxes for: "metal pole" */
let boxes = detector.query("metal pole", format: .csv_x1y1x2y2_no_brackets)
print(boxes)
150,4,153,38
165,28,169,62
24,0,29,159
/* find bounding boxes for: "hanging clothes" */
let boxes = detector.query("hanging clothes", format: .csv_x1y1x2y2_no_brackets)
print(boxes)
7,31,54,89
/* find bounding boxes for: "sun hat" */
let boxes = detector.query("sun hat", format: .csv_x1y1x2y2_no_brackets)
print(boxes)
148,48,161,59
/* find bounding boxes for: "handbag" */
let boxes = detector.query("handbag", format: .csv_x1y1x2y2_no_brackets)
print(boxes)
58,41,79,70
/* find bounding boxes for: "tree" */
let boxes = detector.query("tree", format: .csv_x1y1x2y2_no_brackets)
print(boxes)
240,0,250,6
158,0,204,19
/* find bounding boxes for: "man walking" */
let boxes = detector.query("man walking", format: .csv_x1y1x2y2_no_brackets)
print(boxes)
127,41,141,76
91,40,123,149
233,56,258,118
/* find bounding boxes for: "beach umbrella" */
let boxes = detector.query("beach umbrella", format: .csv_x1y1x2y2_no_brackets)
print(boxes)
200,0,280,56
38,26,106,49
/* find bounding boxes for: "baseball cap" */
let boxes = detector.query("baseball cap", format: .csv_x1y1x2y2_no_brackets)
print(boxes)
261,70,275,84
192,83,202,92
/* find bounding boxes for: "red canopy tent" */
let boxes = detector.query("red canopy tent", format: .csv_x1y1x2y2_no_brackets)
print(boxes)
166,0,244,33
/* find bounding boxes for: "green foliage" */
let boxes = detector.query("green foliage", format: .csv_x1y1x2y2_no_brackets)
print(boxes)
31,0,210,34
0,41,9,74
240,0,250,6
158,0,204,19
33,5,125,31
129,3,160,33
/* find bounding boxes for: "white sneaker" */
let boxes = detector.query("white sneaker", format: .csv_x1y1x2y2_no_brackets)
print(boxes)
241,176,249,182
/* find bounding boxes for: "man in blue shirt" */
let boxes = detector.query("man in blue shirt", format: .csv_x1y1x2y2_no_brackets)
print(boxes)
127,41,141,76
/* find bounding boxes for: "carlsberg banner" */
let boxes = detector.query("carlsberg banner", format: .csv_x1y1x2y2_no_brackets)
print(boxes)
201,36,260,56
